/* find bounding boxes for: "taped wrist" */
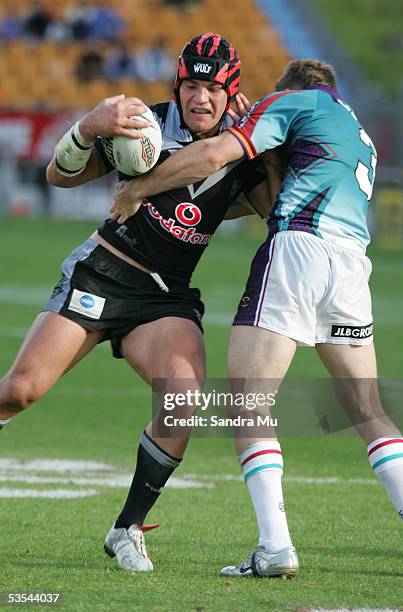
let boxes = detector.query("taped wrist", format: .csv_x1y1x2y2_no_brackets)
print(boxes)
54,122,96,177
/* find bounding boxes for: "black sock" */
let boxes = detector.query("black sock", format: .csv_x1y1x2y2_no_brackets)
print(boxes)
115,431,182,528
0,419,10,431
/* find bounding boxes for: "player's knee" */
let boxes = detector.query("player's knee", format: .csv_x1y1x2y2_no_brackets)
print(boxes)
0,374,44,413
165,340,205,382
172,357,204,383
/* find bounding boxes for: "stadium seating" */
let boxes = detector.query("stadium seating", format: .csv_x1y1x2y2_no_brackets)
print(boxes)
0,0,289,109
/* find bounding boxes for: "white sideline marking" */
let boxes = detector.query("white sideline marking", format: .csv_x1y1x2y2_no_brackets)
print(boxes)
0,461,378,485
0,286,50,305
0,458,214,498
184,473,378,486
0,325,29,339
0,475,214,489
0,459,115,472
286,476,377,485
204,313,232,326
0,488,97,499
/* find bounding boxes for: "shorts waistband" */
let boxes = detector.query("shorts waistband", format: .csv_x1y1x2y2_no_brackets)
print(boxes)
90,243,188,291
271,230,366,255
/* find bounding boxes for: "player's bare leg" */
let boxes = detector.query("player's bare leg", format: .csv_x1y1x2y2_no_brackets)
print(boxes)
228,326,296,452
0,312,103,422
123,316,205,456
222,326,299,577
104,316,206,572
316,342,398,442
317,342,403,520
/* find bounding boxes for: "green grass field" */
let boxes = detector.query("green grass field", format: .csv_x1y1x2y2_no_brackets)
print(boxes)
0,217,402,611
311,0,403,97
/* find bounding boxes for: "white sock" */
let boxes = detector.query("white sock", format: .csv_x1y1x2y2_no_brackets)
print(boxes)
368,436,403,519
239,441,293,552
0,419,10,430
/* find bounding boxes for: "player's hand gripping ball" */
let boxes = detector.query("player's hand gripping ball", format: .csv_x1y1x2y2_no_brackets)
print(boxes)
103,106,162,176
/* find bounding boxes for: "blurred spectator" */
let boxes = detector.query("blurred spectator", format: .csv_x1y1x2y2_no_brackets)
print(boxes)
87,0,124,42
0,9,24,42
105,42,138,81
75,45,104,81
64,1,92,41
1,1,127,45
24,0,53,40
134,38,175,83
45,18,71,43
163,0,200,7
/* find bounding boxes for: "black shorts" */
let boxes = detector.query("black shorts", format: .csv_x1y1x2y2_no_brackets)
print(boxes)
43,238,204,358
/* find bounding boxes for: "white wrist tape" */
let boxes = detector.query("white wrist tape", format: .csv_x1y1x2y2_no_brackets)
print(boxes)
54,121,96,177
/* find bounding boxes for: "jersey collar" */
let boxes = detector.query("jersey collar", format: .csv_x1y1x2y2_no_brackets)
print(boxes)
164,101,233,145
308,84,341,100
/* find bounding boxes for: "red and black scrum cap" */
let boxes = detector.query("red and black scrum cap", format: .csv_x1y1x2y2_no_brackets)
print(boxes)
174,32,241,110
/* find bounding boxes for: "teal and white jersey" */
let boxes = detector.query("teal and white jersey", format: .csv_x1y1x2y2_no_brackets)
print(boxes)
228,85,377,251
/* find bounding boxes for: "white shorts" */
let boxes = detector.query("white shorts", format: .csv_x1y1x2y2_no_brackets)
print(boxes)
233,231,373,346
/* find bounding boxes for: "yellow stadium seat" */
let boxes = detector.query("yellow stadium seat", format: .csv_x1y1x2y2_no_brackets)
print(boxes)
0,0,289,111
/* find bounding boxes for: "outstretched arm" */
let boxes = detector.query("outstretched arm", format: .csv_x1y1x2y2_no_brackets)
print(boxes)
110,130,245,223
146,130,245,192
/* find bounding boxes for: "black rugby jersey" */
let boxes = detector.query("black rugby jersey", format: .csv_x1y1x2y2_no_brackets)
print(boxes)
97,101,265,284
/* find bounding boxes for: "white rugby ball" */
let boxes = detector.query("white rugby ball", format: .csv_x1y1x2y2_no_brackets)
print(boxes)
102,106,162,176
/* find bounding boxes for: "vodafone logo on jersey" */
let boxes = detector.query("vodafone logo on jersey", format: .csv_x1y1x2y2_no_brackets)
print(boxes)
175,203,202,226
143,200,211,245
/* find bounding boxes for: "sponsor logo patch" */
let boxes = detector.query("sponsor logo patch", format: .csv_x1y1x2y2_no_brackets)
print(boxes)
101,136,115,167
140,136,155,168
175,203,202,227
192,62,212,75
68,289,105,320
331,323,373,339
143,199,212,245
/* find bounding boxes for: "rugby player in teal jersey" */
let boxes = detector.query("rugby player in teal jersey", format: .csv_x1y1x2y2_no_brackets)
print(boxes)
112,59,403,578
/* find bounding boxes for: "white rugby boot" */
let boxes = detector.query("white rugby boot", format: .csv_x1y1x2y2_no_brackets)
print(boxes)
221,545,299,578
104,523,158,573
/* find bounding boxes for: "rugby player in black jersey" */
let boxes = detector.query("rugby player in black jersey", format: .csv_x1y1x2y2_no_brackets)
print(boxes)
0,34,275,573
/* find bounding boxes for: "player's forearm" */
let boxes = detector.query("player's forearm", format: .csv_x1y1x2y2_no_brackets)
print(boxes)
261,150,284,207
46,149,105,188
46,119,97,188
133,137,229,200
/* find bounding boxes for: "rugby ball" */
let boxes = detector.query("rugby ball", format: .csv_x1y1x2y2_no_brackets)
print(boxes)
102,106,162,176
